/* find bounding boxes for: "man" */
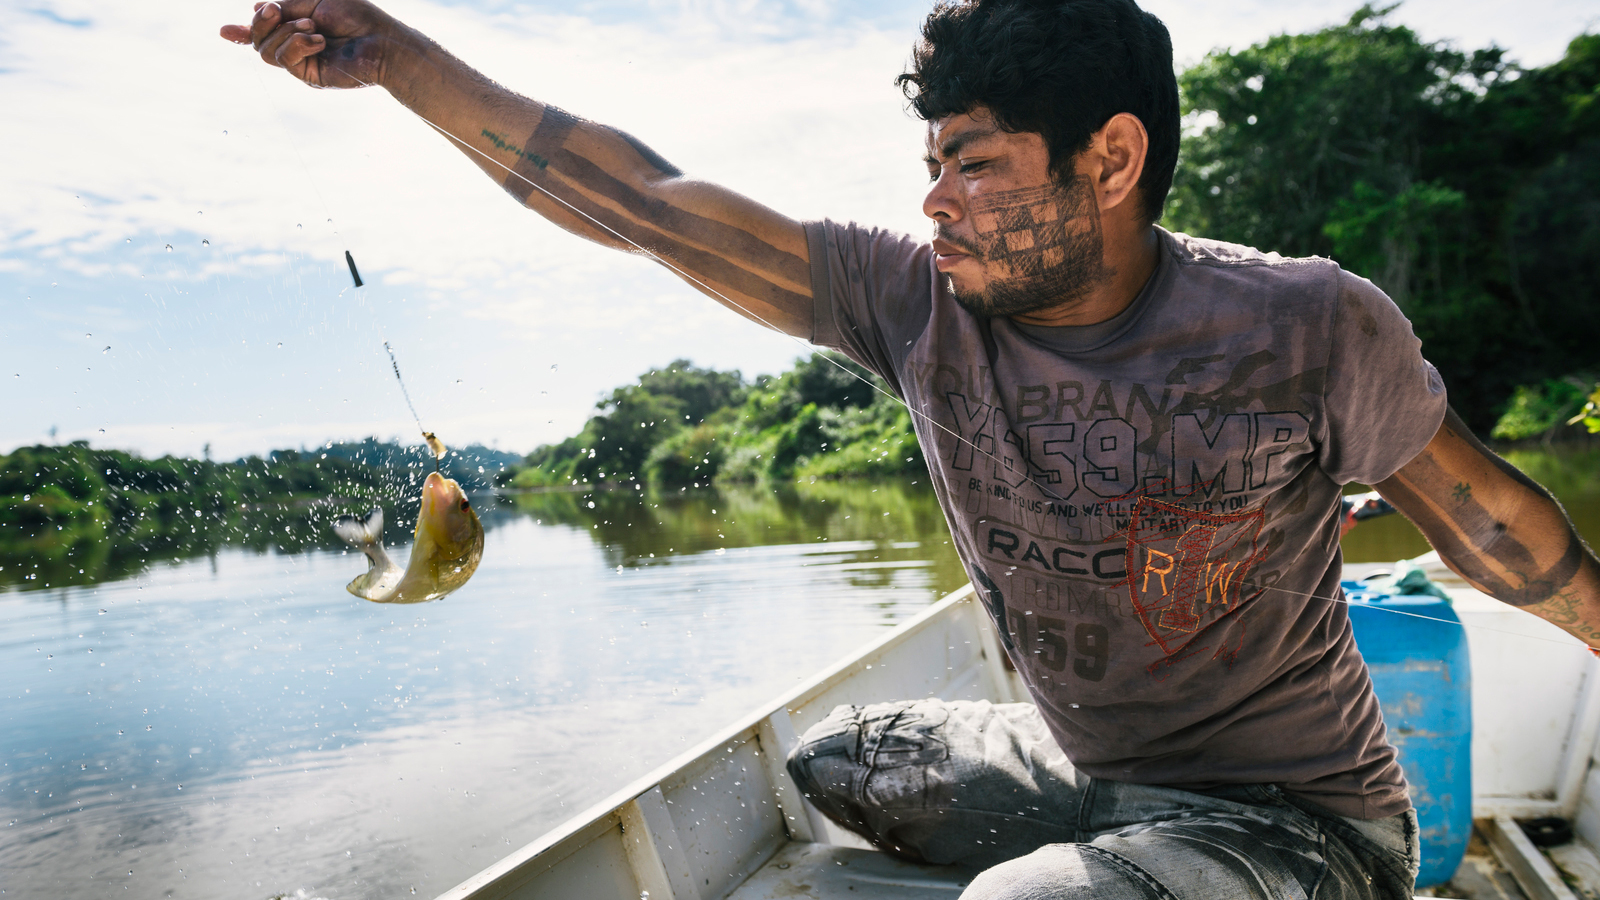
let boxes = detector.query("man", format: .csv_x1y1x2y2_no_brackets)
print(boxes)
223,1,1600,896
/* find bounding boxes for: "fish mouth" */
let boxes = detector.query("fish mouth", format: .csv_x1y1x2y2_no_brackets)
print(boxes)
417,470,481,552
421,471,455,514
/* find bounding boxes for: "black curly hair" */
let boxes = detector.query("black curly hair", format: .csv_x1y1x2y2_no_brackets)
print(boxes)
898,0,1179,226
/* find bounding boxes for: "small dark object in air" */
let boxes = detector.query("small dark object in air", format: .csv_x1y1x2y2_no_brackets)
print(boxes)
346,250,364,288
1519,816,1573,847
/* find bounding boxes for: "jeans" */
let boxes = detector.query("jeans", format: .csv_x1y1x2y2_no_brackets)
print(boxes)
786,700,1420,900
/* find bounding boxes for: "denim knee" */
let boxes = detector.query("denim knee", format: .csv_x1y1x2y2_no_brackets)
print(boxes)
961,844,1170,900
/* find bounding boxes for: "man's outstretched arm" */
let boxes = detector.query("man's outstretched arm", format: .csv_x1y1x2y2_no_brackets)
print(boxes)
221,0,812,336
1376,408,1600,647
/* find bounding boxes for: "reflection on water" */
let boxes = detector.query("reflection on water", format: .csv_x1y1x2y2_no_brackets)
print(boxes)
0,477,965,899
3,453,1592,898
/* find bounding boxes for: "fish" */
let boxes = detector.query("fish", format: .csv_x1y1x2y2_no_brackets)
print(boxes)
334,471,484,603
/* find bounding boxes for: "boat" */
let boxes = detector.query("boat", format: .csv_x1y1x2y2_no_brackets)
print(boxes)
435,553,1600,900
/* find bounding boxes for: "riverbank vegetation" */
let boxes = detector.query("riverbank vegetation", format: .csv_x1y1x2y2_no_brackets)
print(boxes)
1166,6,1599,435
0,439,516,591
501,353,925,490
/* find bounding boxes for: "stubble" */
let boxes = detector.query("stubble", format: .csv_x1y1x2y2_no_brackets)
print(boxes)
944,175,1109,318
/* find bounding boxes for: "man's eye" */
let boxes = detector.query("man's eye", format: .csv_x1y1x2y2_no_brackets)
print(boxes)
959,160,987,174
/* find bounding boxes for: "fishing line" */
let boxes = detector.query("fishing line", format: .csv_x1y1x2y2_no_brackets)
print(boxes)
383,340,445,472
383,340,425,433
307,63,1586,650
250,68,444,472
1255,578,1589,652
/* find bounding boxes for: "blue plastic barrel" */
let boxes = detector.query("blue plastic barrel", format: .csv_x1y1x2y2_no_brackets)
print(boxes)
1343,581,1472,888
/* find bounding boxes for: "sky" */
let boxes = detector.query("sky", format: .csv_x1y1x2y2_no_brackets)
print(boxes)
3,0,1596,461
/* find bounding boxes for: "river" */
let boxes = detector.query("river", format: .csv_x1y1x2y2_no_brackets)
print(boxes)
2,452,1595,899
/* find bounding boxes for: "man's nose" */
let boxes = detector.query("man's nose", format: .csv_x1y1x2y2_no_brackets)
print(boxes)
923,168,963,223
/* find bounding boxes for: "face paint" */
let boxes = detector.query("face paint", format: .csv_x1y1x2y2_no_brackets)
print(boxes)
946,175,1107,317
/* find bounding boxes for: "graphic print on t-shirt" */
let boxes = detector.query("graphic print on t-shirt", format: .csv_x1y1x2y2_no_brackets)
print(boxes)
1122,495,1266,672
931,369,1320,683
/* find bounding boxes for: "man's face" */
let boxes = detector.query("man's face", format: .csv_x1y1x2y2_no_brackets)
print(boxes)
923,109,1106,318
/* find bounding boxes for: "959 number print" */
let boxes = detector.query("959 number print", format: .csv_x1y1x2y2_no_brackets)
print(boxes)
1007,611,1110,682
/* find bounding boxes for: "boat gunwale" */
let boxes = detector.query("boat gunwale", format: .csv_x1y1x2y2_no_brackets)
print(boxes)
435,583,980,900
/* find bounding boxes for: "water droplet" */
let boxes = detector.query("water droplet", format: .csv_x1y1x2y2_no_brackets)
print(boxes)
550,364,558,370
276,342,283,349
297,223,303,229
201,239,210,246
587,501,596,509
85,333,92,338
164,244,172,252
125,237,131,243
102,346,110,354
98,428,105,434
99,609,106,615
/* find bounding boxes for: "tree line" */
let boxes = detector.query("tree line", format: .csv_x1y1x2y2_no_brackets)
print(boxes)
0,438,516,591
501,353,925,490
1165,5,1598,438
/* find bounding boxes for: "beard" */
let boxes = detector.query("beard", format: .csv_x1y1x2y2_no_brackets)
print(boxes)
941,175,1108,318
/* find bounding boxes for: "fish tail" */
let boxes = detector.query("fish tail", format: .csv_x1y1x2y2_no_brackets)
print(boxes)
334,507,384,547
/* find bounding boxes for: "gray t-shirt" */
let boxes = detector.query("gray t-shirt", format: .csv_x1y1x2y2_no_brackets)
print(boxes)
805,221,1448,819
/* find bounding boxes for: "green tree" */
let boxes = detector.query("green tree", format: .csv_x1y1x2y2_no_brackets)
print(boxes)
510,360,746,486
1168,8,1600,433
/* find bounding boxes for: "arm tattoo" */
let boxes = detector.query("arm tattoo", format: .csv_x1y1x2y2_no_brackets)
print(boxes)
618,129,683,179
1384,420,1588,607
498,106,808,310
481,128,549,170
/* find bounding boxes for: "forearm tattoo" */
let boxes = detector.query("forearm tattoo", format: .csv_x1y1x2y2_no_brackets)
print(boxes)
1384,435,1590,608
497,106,808,313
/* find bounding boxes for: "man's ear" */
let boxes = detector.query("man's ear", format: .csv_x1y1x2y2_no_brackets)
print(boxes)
1090,112,1149,214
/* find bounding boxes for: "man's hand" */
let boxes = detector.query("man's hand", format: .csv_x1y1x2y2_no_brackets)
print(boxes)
220,0,395,90
1376,408,1600,648
218,1,813,335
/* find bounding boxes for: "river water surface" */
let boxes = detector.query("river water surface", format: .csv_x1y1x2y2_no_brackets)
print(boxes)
2,479,967,899
3,456,1595,899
